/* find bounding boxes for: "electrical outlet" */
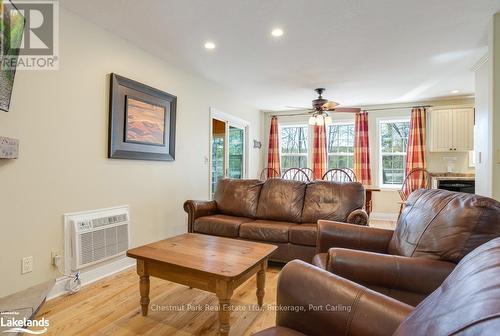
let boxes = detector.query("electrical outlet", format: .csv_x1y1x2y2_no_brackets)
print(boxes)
22,256,33,274
51,251,62,266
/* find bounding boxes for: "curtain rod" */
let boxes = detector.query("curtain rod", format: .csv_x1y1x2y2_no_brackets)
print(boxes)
363,105,432,112
272,105,432,117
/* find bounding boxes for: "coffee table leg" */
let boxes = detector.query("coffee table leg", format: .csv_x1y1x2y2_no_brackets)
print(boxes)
256,260,267,307
216,280,233,336
137,261,150,316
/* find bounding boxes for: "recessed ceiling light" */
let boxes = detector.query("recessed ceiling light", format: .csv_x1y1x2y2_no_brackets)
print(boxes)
451,90,460,94
204,41,216,50
271,28,284,37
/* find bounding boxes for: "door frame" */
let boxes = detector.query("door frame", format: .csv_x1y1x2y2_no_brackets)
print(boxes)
209,107,250,198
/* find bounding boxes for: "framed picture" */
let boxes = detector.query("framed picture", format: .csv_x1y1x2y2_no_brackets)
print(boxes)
108,73,176,161
0,0,26,112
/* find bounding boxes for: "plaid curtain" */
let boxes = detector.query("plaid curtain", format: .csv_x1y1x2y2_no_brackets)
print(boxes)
404,107,427,194
354,111,372,185
312,124,327,180
267,116,281,177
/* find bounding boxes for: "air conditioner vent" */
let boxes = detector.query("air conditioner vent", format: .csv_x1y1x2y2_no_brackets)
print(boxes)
70,207,129,270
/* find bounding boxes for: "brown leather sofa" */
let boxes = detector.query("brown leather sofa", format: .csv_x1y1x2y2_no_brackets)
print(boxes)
255,237,500,336
312,188,500,306
184,178,367,262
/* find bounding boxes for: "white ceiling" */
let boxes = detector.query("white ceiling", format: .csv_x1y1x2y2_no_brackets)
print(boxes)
60,0,500,110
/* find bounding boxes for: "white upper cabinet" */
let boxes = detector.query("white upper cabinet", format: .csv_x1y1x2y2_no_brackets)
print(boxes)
429,107,474,152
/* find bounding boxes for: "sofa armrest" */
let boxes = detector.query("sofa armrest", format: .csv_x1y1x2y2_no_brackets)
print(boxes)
316,220,394,254
327,248,456,296
275,260,413,336
346,209,369,225
183,200,217,233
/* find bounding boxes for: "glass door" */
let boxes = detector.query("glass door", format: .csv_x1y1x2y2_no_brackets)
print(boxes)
210,116,247,197
228,126,244,179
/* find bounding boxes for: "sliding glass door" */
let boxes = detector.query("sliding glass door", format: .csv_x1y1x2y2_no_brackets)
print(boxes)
210,115,247,197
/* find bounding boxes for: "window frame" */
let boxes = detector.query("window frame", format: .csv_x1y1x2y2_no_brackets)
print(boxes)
278,123,309,171
377,117,411,189
326,121,355,170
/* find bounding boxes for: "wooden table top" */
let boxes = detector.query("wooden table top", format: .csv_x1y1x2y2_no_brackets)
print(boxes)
127,233,277,279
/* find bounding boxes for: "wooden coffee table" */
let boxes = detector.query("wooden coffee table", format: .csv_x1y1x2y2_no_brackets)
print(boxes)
126,233,277,336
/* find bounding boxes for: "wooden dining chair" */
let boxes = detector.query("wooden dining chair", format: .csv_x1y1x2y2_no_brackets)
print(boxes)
322,168,353,183
398,168,431,217
342,168,358,182
259,167,280,181
301,168,314,181
282,168,311,182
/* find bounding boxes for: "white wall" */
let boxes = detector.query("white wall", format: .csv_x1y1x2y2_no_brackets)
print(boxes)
0,9,262,297
262,97,475,215
474,56,493,197
490,13,500,200
474,13,500,200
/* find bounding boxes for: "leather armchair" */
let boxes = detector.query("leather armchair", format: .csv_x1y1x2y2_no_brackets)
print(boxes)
255,237,500,336
256,260,413,336
313,189,500,305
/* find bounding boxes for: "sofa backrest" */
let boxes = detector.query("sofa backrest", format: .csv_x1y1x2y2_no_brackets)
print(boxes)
394,237,500,336
256,179,306,223
301,181,365,223
388,189,500,263
214,179,263,218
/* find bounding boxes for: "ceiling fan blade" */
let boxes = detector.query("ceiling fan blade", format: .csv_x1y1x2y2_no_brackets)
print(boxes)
323,101,339,110
331,107,361,113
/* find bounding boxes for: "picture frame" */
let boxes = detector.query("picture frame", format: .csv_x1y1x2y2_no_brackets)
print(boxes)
0,0,26,112
108,73,177,161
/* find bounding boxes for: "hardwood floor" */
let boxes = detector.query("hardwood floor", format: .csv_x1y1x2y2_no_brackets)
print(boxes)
36,266,281,336
36,220,397,336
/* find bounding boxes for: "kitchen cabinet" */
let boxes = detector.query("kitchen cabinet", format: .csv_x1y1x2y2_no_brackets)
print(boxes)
428,107,474,152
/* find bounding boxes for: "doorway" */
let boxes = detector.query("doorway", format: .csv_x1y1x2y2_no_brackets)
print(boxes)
210,109,249,197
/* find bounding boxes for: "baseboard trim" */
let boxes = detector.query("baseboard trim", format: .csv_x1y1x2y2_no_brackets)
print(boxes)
370,212,399,221
47,257,135,300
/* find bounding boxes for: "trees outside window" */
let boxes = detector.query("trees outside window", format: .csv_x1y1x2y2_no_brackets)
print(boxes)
379,119,410,187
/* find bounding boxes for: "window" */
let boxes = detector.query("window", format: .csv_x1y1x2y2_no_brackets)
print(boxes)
379,119,410,187
280,125,308,170
327,123,355,169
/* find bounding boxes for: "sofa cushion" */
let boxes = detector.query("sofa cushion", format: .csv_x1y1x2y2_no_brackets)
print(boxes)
240,220,297,243
289,224,317,246
388,189,500,263
193,215,252,238
214,178,263,218
301,181,365,224
256,179,306,223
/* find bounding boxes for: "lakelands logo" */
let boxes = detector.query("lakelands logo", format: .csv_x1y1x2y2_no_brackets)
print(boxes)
1,0,59,70
1,312,49,334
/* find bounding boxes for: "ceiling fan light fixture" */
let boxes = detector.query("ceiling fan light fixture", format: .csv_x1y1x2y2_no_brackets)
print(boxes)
315,115,324,126
308,116,316,125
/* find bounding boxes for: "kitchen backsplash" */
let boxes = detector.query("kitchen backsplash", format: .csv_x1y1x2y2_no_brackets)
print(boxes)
427,151,475,174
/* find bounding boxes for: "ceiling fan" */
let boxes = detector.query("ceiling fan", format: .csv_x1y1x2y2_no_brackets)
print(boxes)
288,88,361,126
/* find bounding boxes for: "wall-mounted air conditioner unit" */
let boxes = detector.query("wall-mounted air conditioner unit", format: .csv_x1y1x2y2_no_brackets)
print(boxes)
65,206,129,271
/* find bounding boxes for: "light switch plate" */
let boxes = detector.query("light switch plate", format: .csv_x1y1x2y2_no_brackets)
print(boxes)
22,256,33,274
0,136,19,159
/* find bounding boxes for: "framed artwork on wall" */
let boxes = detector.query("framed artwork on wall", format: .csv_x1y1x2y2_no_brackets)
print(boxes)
0,0,25,112
108,73,177,161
